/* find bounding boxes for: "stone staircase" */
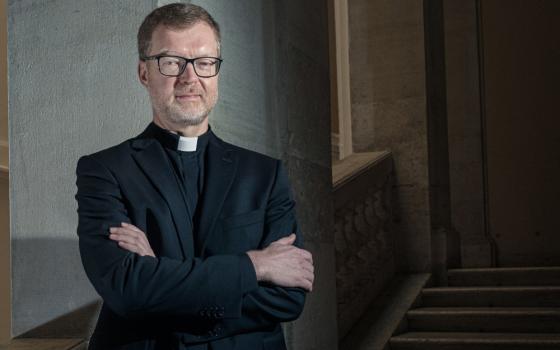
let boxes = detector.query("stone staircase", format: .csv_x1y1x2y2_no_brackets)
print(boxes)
389,267,560,349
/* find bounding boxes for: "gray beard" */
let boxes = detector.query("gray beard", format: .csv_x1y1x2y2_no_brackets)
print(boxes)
164,104,210,127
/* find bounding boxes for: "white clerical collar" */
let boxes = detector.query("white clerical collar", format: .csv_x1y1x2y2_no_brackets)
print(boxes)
177,136,198,152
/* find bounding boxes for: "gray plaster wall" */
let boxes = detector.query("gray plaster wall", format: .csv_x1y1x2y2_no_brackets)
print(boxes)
1,0,7,143
8,0,153,336
348,0,432,272
9,0,337,347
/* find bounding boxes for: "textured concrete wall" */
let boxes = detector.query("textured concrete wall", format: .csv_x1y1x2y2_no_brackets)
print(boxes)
443,0,491,267
348,0,432,272
8,0,155,336
9,0,337,347
1,0,10,344
0,0,6,144
334,157,394,338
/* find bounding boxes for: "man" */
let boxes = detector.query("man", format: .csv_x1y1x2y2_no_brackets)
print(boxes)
75,3,314,350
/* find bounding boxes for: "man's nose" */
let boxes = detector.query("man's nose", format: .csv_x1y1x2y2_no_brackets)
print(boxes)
178,62,198,83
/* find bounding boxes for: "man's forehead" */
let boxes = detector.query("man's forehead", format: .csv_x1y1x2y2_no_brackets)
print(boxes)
152,22,216,40
150,23,218,49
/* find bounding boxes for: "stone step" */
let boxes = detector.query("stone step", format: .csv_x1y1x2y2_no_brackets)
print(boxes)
390,332,560,350
407,307,560,333
447,267,560,287
421,286,560,307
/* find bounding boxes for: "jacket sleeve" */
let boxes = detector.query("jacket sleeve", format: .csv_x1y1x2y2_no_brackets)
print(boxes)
76,154,258,323
217,160,307,337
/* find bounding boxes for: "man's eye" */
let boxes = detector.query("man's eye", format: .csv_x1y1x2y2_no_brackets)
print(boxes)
196,60,215,68
161,58,181,66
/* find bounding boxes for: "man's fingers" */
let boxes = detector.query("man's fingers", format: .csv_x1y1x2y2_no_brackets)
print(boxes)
116,241,133,249
301,261,314,274
111,223,145,236
109,226,155,257
121,222,144,234
112,234,153,256
297,275,313,292
109,232,141,246
109,226,137,236
110,227,147,241
117,241,151,257
300,249,313,263
110,229,149,249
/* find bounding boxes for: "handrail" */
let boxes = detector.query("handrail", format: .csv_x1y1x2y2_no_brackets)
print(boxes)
332,150,391,188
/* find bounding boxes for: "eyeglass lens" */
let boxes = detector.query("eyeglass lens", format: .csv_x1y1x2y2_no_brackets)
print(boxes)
158,56,220,77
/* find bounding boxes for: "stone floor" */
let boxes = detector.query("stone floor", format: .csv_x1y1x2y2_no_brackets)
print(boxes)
0,339,84,350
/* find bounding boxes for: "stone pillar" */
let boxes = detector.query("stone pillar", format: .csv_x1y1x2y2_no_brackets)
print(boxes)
444,0,492,267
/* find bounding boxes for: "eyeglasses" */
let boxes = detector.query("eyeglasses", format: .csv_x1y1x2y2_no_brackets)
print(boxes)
141,55,223,78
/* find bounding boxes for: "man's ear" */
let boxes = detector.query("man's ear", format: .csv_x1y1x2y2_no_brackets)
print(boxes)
138,61,149,87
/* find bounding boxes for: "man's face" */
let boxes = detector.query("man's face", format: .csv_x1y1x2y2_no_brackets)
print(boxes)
138,22,219,131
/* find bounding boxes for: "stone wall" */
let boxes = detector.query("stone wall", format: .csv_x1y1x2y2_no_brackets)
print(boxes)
348,0,432,272
334,156,394,338
268,2,338,348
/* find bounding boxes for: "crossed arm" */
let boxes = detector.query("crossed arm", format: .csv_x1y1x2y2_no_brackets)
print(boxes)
109,223,315,291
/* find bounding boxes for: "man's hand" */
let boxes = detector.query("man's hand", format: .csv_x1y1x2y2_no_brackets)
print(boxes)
109,222,155,257
246,234,314,292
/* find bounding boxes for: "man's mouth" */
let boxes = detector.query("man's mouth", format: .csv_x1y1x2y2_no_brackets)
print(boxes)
176,93,201,102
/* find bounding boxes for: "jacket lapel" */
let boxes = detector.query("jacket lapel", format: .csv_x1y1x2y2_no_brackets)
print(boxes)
131,137,194,258
196,134,238,256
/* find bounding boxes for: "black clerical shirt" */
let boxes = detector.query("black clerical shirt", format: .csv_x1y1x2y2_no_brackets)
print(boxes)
148,122,210,222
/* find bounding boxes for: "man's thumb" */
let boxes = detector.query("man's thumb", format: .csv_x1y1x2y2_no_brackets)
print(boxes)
274,233,296,245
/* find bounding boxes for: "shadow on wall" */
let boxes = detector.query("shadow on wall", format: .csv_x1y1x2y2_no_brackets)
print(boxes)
12,238,100,337
19,300,101,340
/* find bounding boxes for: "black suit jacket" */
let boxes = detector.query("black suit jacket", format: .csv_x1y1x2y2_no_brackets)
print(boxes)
76,125,305,350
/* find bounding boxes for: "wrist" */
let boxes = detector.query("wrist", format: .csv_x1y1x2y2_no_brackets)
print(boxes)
246,250,266,281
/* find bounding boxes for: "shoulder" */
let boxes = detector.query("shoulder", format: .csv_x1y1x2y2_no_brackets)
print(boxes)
78,124,157,166
212,134,280,172
76,134,148,178
79,139,135,166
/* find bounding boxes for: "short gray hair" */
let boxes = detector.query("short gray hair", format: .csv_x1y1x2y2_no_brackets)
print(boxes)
137,3,221,59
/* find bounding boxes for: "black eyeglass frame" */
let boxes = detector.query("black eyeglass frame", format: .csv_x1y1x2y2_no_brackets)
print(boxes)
141,55,223,78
